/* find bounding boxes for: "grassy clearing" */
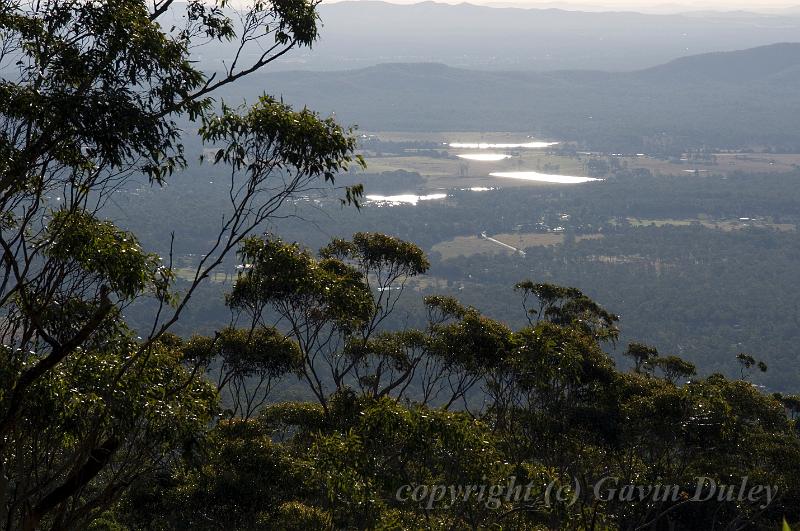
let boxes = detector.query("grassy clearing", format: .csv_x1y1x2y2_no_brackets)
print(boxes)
492,232,603,248
362,131,556,144
173,267,231,284
362,153,585,177
627,218,796,232
432,232,603,260
619,153,800,176
432,236,509,260
363,132,800,180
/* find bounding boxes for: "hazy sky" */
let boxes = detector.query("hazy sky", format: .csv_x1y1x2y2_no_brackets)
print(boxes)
322,0,800,13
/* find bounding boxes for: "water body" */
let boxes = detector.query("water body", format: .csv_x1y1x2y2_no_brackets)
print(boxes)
457,153,512,162
365,193,447,205
490,171,602,184
450,141,558,149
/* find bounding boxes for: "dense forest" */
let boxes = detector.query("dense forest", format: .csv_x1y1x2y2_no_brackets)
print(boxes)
1,1,800,531
113,168,800,392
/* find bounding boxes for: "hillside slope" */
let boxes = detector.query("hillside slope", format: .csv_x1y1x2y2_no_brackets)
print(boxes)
228,44,800,151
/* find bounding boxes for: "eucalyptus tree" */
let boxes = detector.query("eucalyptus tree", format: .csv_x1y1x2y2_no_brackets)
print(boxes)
227,233,429,412
0,0,363,528
114,275,800,530
225,232,524,413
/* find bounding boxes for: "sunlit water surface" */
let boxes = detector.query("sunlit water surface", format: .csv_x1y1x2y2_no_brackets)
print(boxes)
490,172,602,184
450,142,558,149
456,153,512,161
365,193,447,205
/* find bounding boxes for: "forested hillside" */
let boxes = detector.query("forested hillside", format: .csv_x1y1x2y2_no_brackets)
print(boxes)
112,169,800,393
231,43,800,152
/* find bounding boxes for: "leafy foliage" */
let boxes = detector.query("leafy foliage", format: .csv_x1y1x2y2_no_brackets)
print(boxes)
119,239,800,529
0,0,362,528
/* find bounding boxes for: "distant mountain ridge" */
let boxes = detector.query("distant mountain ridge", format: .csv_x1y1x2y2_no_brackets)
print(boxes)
347,42,800,81
227,43,800,152
288,1,800,71
250,42,800,85
639,42,800,82
180,2,800,72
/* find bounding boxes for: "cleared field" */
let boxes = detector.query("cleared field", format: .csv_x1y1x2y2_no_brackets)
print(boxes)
621,153,800,176
363,132,800,182
361,156,457,177
628,218,796,232
432,236,511,259
173,267,231,284
363,131,557,144
432,232,603,260
497,232,603,247
360,152,588,190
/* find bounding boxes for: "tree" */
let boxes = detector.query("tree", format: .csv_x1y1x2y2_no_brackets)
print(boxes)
222,233,525,415
624,342,659,374
655,355,697,384
0,1,363,528
736,352,768,380
111,273,800,530
183,327,303,419
514,281,619,343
